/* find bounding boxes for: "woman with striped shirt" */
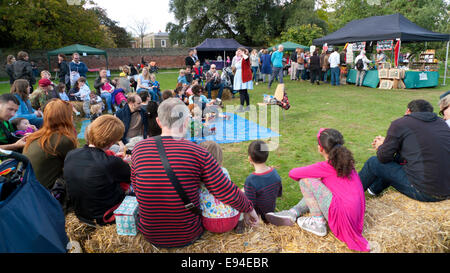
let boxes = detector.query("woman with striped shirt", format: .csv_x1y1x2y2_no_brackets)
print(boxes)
131,98,259,247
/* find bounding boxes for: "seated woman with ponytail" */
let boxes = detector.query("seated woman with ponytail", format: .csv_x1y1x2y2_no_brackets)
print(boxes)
265,128,370,252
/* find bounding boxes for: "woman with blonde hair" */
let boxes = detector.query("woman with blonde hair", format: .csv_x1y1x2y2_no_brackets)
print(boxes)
23,99,78,190
64,115,131,226
137,66,152,94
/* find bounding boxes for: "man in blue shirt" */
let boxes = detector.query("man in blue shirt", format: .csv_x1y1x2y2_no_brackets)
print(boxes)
268,45,284,89
69,53,89,87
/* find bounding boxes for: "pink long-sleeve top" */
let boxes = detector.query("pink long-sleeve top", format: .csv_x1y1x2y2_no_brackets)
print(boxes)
289,161,370,252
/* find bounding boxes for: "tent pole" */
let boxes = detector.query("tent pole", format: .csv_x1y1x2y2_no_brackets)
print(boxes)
444,41,449,86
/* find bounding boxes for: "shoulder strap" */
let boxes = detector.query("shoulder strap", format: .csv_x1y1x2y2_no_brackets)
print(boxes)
154,135,201,215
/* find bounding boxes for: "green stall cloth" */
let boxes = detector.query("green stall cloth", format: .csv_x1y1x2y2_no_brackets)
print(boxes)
403,71,439,89
347,69,380,88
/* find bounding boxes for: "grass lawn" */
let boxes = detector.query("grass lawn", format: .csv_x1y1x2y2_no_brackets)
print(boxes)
1,69,448,212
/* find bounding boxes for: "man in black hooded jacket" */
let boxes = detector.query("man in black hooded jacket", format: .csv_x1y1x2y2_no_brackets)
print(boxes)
359,99,450,202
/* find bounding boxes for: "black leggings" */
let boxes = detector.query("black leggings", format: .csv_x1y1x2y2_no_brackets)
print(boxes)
238,89,250,106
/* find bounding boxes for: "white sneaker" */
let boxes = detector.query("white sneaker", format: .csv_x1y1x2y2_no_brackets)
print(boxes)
367,188,377,196
265,210,297,226
297,216,327,237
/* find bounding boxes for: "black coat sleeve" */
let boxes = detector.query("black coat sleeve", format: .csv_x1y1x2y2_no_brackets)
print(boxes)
377,121,402,163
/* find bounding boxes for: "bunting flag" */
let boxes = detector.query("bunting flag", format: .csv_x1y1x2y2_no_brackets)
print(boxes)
394,39,401,67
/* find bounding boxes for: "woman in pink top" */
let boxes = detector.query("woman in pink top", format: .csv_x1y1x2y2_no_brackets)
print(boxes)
266,128,370,252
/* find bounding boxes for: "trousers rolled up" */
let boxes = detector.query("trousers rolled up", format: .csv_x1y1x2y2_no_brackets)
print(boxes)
356,70,366,86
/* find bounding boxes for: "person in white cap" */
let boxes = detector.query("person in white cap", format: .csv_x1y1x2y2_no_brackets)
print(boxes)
354,50,372,87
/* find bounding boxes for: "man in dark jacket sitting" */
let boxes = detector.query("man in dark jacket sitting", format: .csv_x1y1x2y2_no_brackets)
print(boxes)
359,99,450,202
115,94,148,144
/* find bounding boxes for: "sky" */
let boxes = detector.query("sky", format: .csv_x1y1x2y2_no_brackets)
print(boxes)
85,0,175,35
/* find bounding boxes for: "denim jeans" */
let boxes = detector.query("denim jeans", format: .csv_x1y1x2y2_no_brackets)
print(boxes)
330,67,340,85
268,66,284,88
358,156,440,202
101,92,112,111
251,66,258,82
206,82,224,99
322,69,329,82
148,88,160,102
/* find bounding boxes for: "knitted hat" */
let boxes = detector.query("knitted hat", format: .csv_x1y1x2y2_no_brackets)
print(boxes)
38,78,52,87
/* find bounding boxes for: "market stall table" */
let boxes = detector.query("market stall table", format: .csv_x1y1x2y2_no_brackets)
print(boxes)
346,69,380,88
403,71,439,89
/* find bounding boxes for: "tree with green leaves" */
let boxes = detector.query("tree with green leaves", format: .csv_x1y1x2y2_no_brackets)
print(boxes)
275,24,325,46
0,0,115,49
166,0,325,47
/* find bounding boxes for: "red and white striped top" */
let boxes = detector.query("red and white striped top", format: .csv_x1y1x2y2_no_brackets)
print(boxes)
131,136,253,247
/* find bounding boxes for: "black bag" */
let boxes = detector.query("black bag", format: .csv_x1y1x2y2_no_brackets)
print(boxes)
356,58,364,71
154,135,201,216
50,177,71,215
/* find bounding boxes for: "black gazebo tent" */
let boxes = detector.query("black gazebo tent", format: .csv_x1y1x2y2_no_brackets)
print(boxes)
195,38,247,65
313,13,450,84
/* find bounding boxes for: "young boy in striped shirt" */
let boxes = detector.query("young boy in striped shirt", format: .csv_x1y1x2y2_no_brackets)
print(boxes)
242,140,282,224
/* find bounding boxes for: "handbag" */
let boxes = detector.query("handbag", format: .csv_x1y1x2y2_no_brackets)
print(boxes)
154,135,201,216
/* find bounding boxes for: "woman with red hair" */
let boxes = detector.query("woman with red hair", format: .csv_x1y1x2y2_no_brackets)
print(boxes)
23,99,78,190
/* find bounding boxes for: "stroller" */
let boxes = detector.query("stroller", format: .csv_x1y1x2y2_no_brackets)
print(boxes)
221,66,236,95
0,149,69,253
149,61,159,74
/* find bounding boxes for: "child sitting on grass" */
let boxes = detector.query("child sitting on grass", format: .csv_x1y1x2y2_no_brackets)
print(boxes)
149,74,162,102
56,83,81,116
198,141,241,233
177,69,189,86
265,128,370,252
69,77,91,118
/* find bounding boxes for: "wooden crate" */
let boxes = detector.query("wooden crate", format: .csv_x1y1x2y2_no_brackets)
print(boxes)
388,68,401,79
378,69,389,79
379,80,394,89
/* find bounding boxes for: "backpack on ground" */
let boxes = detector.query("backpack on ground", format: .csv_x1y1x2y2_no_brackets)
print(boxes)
277,92,291,110
356,58,364,71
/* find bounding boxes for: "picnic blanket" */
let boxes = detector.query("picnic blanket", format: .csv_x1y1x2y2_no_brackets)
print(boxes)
77,113,280,144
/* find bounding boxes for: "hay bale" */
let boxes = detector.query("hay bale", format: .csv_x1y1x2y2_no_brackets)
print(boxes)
65,213,97,251
76,191,449,253
210,88,232,100
363,191,449,253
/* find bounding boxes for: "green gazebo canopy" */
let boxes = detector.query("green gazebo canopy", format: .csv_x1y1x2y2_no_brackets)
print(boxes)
269,41,309,52
47,44,108,71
